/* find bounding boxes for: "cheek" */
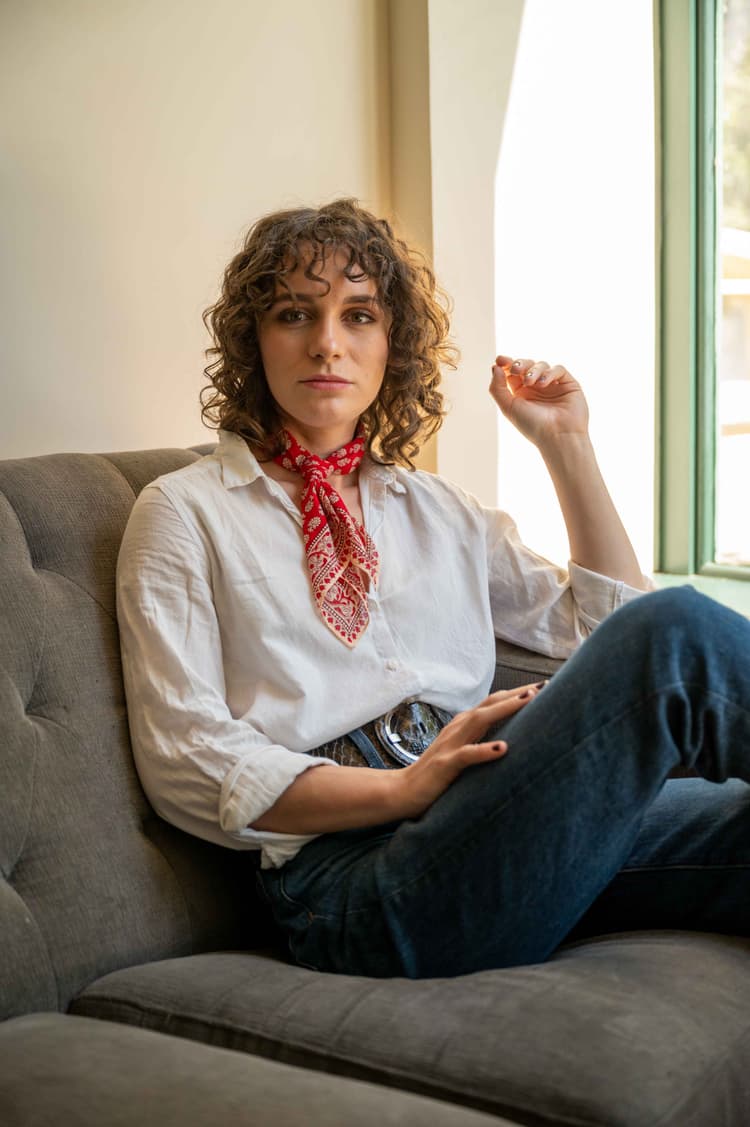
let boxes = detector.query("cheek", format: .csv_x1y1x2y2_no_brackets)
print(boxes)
257,328,278,364
372,329,390,374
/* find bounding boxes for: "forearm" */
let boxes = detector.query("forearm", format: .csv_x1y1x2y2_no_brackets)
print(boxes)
250,764,405,834
541,433,648,590
251,687,539,835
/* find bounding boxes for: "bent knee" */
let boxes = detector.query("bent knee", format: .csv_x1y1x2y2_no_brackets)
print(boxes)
603,585,718,641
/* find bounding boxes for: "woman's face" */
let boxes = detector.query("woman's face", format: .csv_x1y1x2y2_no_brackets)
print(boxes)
257,245,391,457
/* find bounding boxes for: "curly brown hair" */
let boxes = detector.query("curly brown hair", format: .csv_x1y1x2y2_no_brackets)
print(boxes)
200,198,457,466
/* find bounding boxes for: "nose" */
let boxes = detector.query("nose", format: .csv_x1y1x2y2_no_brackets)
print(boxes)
307,314,344,362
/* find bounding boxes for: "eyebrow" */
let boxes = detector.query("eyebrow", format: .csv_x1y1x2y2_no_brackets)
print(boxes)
268,292,380,309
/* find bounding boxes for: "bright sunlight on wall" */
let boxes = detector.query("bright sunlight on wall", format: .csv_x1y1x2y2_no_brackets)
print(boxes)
494,0,655,571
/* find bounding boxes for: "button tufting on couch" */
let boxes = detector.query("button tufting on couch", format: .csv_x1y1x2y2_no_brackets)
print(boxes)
2,447,750,1127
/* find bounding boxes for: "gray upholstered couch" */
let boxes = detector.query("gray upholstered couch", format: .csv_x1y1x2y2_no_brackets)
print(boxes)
2,446,750,1127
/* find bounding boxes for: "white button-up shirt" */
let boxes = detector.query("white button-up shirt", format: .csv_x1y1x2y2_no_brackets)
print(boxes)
116,430,648,868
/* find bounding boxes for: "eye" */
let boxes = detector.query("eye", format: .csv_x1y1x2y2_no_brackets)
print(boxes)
347,309,376,324
278,307,308,324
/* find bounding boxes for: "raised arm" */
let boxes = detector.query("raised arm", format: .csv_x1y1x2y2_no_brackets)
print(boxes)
490,356,649,591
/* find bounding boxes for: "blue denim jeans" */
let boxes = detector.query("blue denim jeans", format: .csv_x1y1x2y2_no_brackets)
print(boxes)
257,587,750,978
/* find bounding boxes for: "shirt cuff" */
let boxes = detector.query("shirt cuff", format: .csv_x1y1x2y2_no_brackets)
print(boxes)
218,747,338,835
568,561,655,634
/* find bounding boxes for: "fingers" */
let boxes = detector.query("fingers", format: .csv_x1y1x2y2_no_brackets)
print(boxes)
489,364,514,415
448,681,548,745
480,681,549,708
402,733,509,813
454,739,508,768
409,680,550,803
493,356,571,390
477,680,547,726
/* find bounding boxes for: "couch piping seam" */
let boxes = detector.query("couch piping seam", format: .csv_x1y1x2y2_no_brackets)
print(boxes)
97,454,138,500
36,566,114,622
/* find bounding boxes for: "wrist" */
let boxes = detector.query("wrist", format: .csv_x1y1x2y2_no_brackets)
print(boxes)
381,767,420,821
538,430,596,471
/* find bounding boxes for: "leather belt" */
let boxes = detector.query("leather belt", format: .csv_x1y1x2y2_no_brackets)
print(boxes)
306,700,454,770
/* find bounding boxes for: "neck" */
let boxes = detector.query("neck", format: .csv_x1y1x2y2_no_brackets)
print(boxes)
283,424,359,461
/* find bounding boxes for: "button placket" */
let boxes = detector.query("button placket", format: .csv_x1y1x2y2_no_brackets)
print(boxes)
361,471,405,672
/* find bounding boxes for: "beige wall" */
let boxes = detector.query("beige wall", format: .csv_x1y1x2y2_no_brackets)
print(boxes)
387,0,432,259
1,0,391,457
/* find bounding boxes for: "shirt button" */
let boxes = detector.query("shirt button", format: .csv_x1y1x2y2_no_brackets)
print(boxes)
385,659,399,672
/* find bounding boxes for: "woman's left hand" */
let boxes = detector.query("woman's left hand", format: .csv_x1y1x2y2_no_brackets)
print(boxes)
490,355,590,449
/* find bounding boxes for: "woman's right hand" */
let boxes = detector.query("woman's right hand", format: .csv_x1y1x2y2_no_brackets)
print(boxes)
395,683,545,819
252,683,546,835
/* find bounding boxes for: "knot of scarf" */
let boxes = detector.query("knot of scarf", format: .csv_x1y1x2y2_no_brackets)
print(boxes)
274,429,379,647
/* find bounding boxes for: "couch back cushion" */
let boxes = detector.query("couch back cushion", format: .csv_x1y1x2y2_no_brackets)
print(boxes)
0,450,258,1020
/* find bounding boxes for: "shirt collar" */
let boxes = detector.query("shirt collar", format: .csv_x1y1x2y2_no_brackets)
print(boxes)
217,428,407,494
366,461,407,494
218,430,265,489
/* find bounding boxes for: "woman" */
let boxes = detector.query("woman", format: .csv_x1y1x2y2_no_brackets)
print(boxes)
117,198,750,979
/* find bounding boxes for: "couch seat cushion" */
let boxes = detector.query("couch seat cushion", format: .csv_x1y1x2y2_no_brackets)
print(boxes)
1,1012,509,1127
71,932,750,1127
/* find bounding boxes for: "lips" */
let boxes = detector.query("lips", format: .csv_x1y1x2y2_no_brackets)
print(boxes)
301,376,351,388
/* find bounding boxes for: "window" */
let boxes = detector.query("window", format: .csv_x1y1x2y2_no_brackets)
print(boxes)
658,0,750,612
716,1,750,566
494,0,655,572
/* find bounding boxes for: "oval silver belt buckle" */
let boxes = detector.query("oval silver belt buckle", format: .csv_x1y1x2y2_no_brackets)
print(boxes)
375,710,418,766
375,701,436,767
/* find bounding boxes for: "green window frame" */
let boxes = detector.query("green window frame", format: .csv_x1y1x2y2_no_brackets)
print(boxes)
656,0,750,614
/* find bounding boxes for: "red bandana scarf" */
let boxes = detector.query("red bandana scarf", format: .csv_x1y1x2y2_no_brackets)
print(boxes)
274,429,379,647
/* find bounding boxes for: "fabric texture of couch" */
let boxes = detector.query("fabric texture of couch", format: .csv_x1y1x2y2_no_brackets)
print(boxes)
2,446,750,1127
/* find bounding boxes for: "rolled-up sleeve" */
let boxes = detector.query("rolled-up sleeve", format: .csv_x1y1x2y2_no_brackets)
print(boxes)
116,486,334,852
567,561,654,635
484,508,653,660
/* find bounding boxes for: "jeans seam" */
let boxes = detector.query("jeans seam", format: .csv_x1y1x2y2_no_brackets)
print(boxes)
620,863,750,873
276,875,317,916
274,832,399,922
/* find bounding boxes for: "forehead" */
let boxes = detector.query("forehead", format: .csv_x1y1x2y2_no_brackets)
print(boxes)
277,243,376,291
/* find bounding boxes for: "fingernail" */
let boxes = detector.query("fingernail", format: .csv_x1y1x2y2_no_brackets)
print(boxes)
535,681,548,689
492,742,506,751
519,690,531,699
